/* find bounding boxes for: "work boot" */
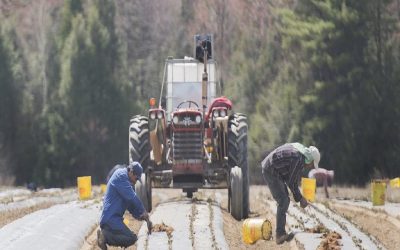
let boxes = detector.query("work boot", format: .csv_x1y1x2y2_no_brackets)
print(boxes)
276,232,295,245
97,229,107,250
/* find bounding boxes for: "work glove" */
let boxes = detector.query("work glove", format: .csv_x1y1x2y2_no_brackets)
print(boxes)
300,197,309,208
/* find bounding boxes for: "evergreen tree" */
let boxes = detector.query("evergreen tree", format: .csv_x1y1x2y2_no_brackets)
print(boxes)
0,20,39,185
0,31,18,182
281,0,400,184
43,0,129,185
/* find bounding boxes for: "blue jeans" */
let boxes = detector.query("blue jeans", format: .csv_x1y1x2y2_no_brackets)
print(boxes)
101,223,137,247
262,167,290,236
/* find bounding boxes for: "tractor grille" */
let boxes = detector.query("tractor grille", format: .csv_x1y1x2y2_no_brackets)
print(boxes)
172,130,203,160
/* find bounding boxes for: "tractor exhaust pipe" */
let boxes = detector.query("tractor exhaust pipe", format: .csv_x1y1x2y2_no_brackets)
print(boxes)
202,46,208,119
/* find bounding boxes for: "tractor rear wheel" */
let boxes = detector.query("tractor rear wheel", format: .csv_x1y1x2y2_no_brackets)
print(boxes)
228,113,249,219
129,115,150,168
129,115,152,211
229,166,243,220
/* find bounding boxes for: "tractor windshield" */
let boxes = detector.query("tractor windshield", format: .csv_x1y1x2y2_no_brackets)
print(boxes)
164,59,217,120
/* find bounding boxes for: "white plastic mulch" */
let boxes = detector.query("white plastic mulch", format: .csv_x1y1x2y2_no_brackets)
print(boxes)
0,188,32,203
136,200,228,250
334,199,400,218
0,200,102,250
266,200,386,250
0,189,77,213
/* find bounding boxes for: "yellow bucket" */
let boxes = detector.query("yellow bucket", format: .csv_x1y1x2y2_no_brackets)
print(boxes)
371,180,386,206
100,184,107,194
301,177,316,202
242,218,272,244
77,176,92,200
390,177,400,188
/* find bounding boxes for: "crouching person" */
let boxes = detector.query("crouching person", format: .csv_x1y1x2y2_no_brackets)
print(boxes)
97,162,152,250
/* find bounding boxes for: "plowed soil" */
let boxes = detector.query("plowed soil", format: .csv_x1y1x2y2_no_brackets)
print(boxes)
329,201,400,250
3,185,398,250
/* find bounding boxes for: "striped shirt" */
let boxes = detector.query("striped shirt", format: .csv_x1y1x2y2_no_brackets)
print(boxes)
261,143,306,202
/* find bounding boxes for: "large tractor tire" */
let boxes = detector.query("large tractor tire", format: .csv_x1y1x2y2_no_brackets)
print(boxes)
229,166,243,220
135,173,152,212
228,113,249,219
129,115,152,211
129,115,150,168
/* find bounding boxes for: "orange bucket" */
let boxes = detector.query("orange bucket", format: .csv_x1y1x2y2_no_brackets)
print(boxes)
242,218,272,244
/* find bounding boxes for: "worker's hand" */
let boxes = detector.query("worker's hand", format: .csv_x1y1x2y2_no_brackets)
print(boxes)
146,219,153,235
300,197,309,208
139,211,149,221
139,211,152,234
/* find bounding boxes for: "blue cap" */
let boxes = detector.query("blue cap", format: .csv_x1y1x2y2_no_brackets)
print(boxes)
127,162,143,182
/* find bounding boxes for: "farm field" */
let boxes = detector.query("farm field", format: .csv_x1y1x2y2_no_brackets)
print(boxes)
0,185,399,250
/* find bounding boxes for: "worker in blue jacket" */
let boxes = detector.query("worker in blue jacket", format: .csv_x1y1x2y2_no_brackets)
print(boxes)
97,162,152,250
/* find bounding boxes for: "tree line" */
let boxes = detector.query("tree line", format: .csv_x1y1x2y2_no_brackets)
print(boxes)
1,0,400,187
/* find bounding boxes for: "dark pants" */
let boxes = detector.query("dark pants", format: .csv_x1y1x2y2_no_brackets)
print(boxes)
101,223,137,248
262,167,290,237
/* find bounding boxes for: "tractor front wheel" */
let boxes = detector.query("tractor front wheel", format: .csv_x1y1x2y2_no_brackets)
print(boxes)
229,166,243,220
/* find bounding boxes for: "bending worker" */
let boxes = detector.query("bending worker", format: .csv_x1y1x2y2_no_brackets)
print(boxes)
97,162,152,250
308,168,334,198
261,142,320,245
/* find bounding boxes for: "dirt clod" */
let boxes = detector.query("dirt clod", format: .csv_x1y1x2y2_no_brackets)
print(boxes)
317,231,342,250
306,224,330,234
151,222,174,237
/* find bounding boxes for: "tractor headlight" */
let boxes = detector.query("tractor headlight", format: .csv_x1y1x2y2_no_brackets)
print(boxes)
213,110,219,118
173,116,179,124
195,115,201,124
157,111,163,119
150,112,156,120
220,109,226,117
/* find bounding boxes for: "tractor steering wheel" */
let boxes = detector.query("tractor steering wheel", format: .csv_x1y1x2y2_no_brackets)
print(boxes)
176,100,200,109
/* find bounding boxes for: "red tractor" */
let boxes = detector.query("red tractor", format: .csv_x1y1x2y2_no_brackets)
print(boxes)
129,34,249,220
